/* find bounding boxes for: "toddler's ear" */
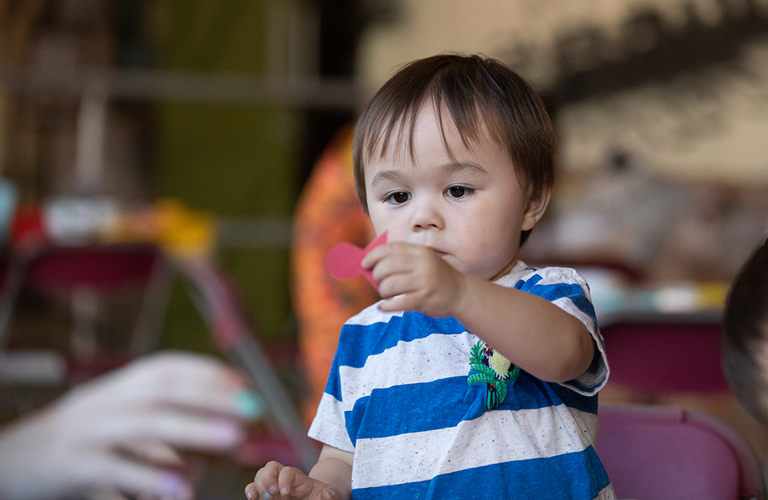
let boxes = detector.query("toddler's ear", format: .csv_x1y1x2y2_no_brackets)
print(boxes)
521,188,553,232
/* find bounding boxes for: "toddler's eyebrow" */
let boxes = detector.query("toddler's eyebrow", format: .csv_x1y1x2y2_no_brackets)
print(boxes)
444,161,488,176
371,162,488,188
370,169,406,189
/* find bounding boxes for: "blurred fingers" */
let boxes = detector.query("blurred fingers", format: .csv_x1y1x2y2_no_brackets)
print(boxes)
78,455,194,500
116,440,185,468
91,411,247,452
110,361,263,424
62,352,261,424
126,353,259,416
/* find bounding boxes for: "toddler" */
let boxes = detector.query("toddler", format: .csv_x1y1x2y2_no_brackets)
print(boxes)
246,53,614,499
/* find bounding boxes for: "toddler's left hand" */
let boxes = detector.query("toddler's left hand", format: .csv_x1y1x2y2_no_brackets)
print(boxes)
362,242,466,316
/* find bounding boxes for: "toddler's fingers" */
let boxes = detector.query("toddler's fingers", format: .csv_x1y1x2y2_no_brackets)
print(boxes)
250,462,283,499
245,482,277,500
360,243,389,269
376,270,420,300
277,466,315,498
321,487,340,499
244,482,256,499
377,295,409,313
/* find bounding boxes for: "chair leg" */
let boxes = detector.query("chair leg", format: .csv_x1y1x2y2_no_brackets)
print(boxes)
70,288,99,361
129,259,176,356
227,333,321,472
0,256,28,350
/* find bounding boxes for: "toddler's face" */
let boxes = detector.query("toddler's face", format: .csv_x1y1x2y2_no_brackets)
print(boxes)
363,104,545,281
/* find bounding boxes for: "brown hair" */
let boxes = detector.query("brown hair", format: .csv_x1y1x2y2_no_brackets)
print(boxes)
352,53,556,245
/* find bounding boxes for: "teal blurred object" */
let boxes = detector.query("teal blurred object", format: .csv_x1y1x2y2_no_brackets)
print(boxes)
0,179,18,246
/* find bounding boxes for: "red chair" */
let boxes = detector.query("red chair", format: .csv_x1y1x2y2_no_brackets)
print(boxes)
0,243,320,472
0,243,173,384
597,404,765,500
599,310,728,395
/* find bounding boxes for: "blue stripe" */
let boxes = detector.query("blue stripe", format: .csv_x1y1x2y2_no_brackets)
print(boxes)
324,352,344,401
349,373,597,441
515,273,543,289
502,373,598,414
515,274,598,331
569,293,599,331
348,377,485,442
336,312,466,369
352,446,610,499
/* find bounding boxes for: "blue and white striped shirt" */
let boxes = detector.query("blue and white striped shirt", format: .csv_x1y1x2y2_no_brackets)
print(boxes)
309,261,615,499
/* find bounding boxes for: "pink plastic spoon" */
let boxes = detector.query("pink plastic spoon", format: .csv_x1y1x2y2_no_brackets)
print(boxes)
326,232,387,291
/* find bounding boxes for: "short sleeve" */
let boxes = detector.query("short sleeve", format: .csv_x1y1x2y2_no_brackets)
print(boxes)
307,350,356,452
308,393,355,453
512,266,610,396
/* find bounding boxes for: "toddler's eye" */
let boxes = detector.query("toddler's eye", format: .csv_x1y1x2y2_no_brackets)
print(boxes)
447,185,472,198
386,191,411,204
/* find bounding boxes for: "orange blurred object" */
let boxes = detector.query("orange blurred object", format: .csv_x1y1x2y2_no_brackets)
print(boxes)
291,127,378,425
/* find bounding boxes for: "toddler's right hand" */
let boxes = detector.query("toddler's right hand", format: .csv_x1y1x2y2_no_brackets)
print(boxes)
246,461,339,500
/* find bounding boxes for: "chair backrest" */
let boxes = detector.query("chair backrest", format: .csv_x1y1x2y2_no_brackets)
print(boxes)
597,404,765,500
0,244,173,371
21,244,162,292
600,311,728,395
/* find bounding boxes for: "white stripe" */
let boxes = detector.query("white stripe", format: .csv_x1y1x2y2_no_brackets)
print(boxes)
536,267,588,287
308,393,355,453
338,332,474,411
352,405,598,489
494,260,531,287
597,484,617,499
346,304,403,326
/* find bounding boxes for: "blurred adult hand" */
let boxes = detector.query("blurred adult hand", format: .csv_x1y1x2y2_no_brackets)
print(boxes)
0,351,263,500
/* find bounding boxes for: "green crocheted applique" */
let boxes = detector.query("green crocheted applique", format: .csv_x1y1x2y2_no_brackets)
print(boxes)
468,340,520,410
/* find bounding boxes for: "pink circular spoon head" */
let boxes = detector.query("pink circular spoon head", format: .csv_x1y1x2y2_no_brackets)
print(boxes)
325,232,387,291
326,243,365,280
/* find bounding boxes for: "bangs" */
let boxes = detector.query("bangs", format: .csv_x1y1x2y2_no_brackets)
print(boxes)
359,93,493,169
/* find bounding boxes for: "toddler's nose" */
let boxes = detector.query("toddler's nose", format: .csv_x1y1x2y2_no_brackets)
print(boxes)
411,200,444,231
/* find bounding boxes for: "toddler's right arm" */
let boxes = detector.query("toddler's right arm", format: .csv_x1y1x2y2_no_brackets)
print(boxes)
246,445,352,500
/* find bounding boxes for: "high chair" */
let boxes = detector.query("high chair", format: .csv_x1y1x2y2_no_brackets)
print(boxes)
597,404,765,500
599,310,728,396
0,243,173,388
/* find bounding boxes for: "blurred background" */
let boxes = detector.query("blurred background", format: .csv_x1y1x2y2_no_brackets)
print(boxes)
2,0,768,496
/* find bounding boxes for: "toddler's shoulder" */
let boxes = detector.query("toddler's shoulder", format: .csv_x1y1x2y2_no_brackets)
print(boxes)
530,266,589,286
496,262,587,289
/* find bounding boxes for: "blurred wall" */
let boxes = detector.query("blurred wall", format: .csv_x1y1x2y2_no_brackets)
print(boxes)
151,0,298,348
0,1,308,350
358,0,768,182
